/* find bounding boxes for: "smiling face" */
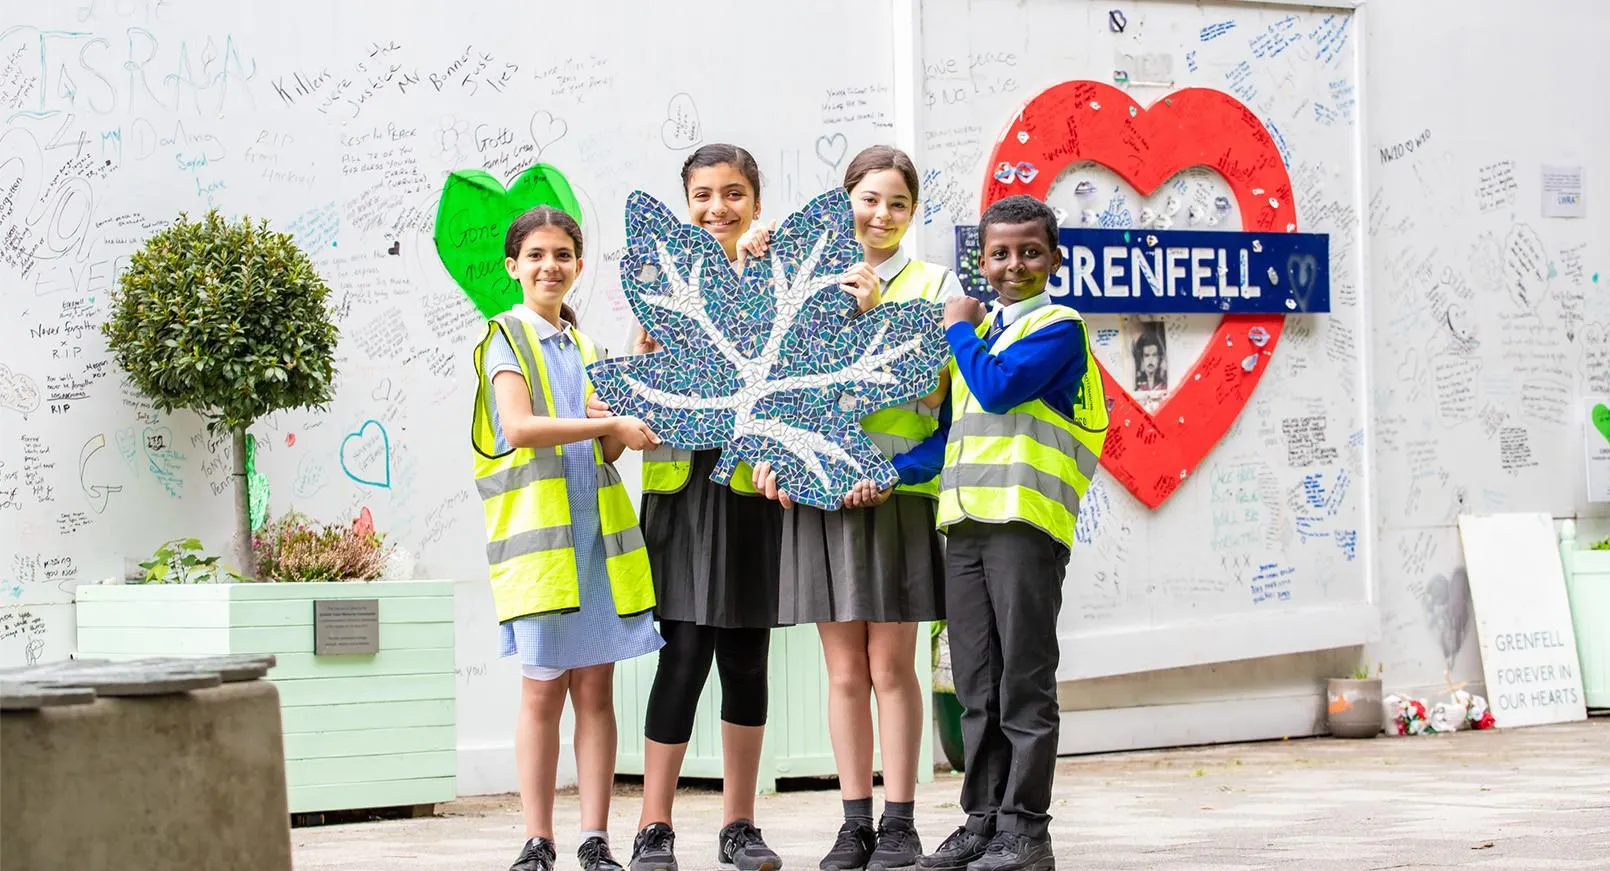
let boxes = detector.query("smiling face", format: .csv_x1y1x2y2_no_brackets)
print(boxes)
850,168,914,254
980,220,1061,304
685,162,758,259
504,225,581,316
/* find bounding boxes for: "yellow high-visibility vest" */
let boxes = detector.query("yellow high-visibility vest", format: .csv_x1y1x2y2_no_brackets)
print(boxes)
640,447,762,496
937,303,1108,549
472,313,655,621
859,258,952,499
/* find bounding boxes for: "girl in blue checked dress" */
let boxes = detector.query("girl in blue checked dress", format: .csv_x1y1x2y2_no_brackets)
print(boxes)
471,206,664,871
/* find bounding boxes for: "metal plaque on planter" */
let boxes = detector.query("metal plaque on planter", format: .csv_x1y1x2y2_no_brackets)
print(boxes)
313,599,380,655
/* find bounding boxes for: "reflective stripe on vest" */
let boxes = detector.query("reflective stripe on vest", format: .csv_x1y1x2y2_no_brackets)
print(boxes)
471,313,655,622
936,303,1108,549
859,259,952,499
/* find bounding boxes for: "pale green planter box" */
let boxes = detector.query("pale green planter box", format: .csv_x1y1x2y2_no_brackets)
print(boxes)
75,580,456,814
1561,522,1610,709
614,623,933,791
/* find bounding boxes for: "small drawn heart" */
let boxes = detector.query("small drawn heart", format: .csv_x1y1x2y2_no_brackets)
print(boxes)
0,362,40,414
434,163,582,319
528,110,568,157
114,427,138,468
814,132,848,169
387,241,400,255
340,419,392,489
141,425,175,459
1592,403,1610,444
661,93,702,150
372,378,395,402
1287,252,1319,311
142,425,184,497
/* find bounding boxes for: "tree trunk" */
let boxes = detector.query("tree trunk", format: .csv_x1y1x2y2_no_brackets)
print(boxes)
231,426,257,579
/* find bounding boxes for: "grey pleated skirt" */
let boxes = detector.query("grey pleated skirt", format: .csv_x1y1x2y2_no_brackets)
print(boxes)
778,494,945,625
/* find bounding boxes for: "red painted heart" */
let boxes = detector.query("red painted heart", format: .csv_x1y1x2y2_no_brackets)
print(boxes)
980,81,1296,509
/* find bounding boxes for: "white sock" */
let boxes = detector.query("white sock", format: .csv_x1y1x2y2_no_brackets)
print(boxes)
581,829,608,844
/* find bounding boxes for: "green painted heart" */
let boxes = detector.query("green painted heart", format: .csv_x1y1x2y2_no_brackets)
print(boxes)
1593,403,1610,445
434,163,581,319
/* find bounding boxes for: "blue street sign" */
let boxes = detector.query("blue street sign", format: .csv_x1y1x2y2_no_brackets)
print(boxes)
954,225,1331,314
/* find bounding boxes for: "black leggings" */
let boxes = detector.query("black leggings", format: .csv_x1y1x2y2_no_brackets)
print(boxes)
643,619,771,744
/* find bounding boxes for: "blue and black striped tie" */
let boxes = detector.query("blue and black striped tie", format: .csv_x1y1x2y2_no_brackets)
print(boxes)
984,312,1006,344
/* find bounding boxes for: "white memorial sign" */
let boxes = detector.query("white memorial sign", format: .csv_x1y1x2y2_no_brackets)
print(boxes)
1457,513,1587,728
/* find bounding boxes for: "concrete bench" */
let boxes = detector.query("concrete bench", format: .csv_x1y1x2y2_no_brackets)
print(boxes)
1,654,293,871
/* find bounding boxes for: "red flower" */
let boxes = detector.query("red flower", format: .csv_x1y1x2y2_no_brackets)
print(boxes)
1475,710,1495,730
1410,700,1427,718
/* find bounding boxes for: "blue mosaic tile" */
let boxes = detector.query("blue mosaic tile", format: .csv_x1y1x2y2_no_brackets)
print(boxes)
587,188,951,510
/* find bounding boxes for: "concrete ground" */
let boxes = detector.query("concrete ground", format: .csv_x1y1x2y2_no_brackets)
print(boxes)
293,718,1610,870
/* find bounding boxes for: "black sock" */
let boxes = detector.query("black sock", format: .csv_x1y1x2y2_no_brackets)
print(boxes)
844,797,874,827
883,801,915,823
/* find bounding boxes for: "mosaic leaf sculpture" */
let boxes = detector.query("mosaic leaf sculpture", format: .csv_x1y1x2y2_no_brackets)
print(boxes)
587,188,951,510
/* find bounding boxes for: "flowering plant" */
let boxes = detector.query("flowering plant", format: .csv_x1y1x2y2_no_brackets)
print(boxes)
251,509,392,582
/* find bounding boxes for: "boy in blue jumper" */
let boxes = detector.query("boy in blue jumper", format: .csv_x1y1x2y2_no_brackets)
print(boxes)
916,195,1108,871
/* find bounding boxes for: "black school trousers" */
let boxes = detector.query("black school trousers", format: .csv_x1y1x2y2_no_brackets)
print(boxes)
944,519,1068,840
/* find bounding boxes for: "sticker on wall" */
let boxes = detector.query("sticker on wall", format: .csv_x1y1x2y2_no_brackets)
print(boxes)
969,81,1310,508
1129,318,1168,412
434,163,582,319
586,189,950,510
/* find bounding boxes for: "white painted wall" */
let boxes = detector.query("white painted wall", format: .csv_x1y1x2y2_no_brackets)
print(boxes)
1042,0,1610,749
1,0,1604,793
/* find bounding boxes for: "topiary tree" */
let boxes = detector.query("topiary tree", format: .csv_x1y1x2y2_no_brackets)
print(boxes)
103,210,339,578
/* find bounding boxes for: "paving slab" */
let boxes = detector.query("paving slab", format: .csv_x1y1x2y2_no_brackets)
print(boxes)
292,717,1610,870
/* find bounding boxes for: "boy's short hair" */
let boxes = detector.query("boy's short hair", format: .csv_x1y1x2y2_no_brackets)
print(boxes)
978,195,1059,249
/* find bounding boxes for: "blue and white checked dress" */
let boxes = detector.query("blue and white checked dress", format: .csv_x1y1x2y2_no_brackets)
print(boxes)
485,307,663,675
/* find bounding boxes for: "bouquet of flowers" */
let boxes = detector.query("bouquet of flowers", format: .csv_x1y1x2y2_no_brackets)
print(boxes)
1385,688,1496,735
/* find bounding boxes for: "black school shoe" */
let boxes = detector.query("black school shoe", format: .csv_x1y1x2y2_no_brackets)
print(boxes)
819,820,876,870
629,823,678,871
579,835,626,871
915,826,991,871
867,817,922,871
512,836,558,871
966,832,1054,871
718,819,784,871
